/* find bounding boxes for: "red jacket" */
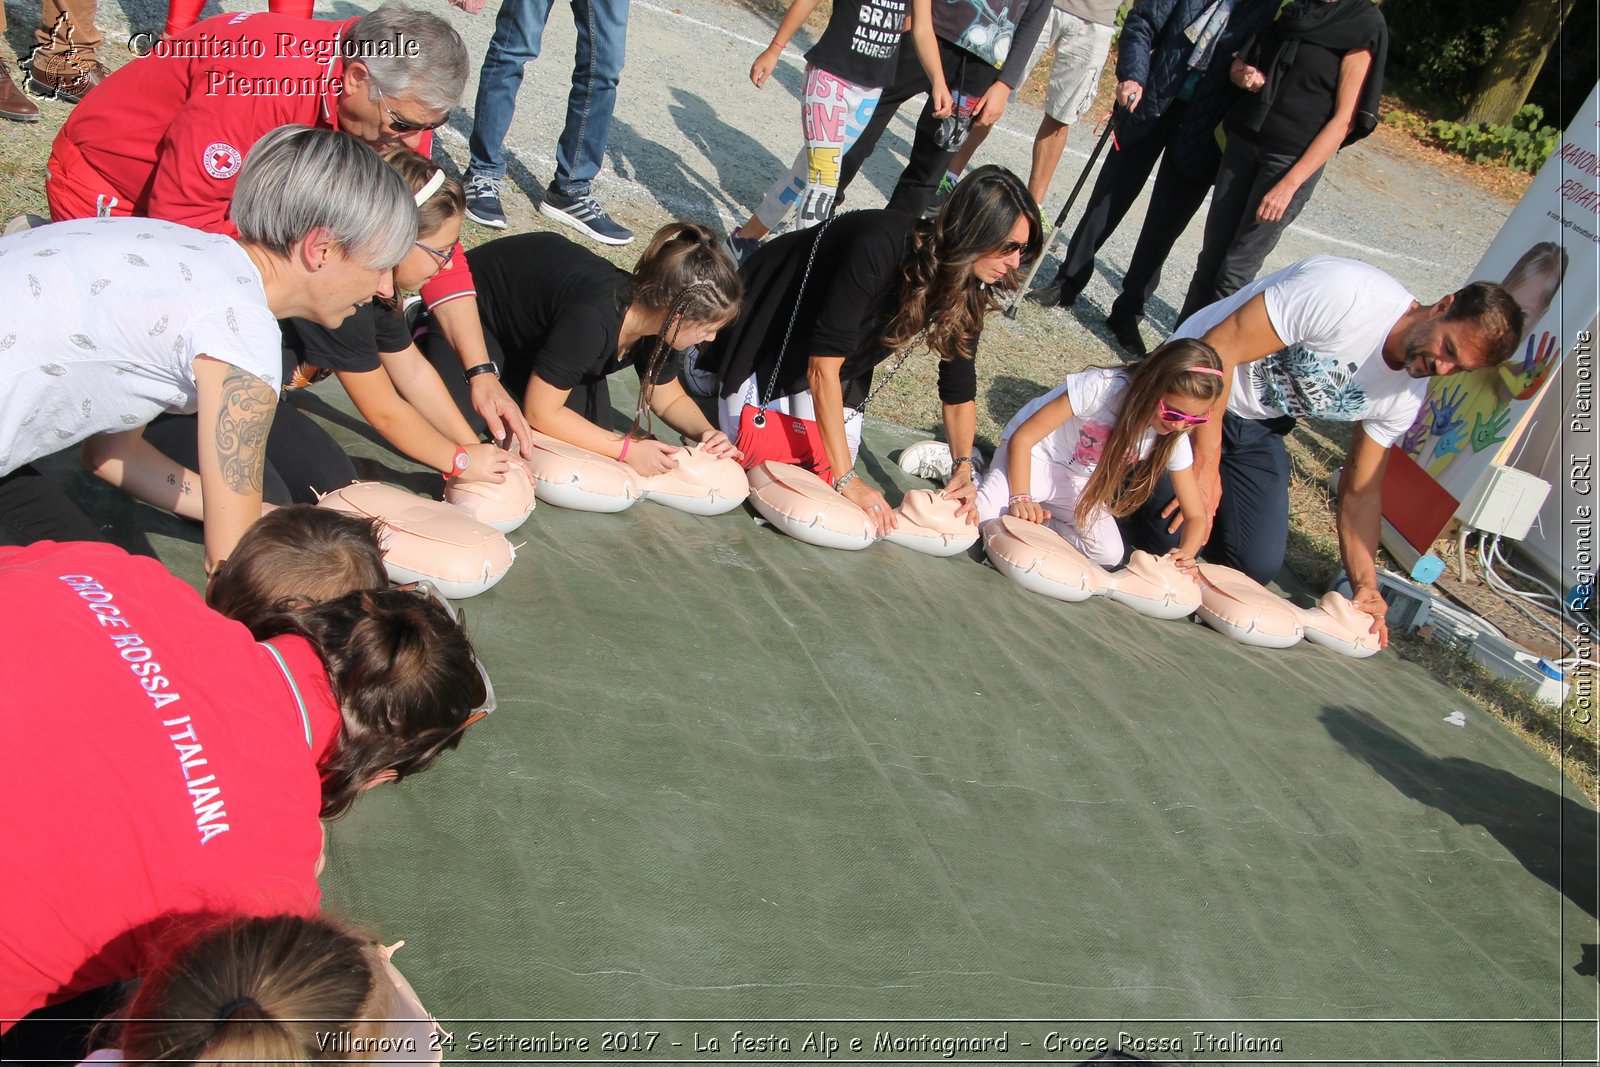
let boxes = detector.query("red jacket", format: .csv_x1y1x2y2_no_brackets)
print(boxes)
0,542,333,1028
52,11,474,308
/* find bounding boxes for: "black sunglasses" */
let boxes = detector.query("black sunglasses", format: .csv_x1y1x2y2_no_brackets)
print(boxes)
374,84,448,134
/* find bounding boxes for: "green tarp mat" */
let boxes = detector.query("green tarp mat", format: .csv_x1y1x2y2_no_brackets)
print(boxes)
58,380,1598,1065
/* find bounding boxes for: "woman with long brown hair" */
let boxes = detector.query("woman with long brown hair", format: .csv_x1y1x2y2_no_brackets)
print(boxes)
702,165,1042,535
976,338,1224,569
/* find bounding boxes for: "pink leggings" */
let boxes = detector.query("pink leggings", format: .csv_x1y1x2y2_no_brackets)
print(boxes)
164,0,313,38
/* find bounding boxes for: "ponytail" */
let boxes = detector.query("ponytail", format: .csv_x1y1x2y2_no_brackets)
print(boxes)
113,915,382,1065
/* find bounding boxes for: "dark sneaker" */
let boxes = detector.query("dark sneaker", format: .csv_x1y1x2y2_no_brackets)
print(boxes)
540,187,634,245
463,173,506,230
922,173,957,220
1026,277,1086,310
724,231,759,265
1025,280,1065,308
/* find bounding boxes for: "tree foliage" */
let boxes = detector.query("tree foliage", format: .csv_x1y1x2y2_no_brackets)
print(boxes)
1381,0,1592,128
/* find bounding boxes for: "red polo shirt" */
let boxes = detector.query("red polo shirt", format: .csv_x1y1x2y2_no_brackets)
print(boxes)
0,542,337,1031
48,11,474,308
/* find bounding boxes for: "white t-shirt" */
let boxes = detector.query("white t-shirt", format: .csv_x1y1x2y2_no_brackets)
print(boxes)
1002,367,1193,474
0,217,282,476
1175,256,1426,448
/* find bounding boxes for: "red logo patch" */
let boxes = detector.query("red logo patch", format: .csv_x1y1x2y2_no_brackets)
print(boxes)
202,142,242,179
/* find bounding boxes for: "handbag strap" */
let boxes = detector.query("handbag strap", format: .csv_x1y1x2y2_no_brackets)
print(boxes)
745,211,915,422
750,212,837,412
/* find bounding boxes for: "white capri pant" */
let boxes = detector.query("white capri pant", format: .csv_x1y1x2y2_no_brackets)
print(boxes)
718,374,863,462
976,439,1124,566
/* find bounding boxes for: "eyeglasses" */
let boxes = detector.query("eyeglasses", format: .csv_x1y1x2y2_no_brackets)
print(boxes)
993,240,1029,257
1158,399,1210,427
373,84,448,134
414,240,453,268
398,580,496,721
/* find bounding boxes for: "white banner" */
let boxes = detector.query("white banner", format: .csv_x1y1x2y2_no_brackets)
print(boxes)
1396,82,1599,584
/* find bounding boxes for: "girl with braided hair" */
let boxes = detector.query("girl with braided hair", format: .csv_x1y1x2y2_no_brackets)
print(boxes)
420,223,744,476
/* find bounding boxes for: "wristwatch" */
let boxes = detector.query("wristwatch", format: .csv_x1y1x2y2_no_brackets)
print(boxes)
463,360,500,384
444,445,471,480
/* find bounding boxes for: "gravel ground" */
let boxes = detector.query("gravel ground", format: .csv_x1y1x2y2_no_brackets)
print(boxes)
4,0,1510,331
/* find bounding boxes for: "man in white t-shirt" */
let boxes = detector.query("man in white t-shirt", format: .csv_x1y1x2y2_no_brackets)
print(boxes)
0,125,415,575
1124,255,1523,644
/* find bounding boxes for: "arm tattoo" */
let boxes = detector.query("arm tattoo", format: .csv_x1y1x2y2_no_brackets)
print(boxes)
212,366,276,494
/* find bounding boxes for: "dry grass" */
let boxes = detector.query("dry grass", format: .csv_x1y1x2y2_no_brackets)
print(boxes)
1374,97,1534,206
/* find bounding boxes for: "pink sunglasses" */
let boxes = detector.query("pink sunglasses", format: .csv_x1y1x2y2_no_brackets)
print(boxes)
1158,399,1210,426
1157,365,1224,426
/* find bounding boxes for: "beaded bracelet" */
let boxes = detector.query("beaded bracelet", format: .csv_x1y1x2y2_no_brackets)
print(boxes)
832,469,859,492
1008,493,1035,507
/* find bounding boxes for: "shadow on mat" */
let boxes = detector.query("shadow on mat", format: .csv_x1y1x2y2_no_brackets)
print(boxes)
1321,705,1599,971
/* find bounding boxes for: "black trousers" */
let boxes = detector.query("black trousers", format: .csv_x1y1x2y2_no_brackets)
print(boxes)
1107,146,1214,328
1051,99,1194,310
1178,133,1324,323
144,395,357,506
1119,412,1295,584
0,465,104,546
836,37,1002,219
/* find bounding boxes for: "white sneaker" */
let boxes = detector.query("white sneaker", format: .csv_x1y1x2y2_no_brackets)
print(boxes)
898,440,954,480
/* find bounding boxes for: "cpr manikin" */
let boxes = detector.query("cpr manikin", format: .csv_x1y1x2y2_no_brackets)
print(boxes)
884,489,980,557
319,482,516,599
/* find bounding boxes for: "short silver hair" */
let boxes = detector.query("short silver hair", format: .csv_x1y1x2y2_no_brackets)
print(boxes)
233,126,417,270
349,3,469,114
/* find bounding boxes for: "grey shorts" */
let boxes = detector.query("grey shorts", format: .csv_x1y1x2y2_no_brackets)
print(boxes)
1009,8,1115,125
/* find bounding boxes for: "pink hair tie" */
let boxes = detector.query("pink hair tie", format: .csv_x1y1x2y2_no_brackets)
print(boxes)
1192,366,1225,376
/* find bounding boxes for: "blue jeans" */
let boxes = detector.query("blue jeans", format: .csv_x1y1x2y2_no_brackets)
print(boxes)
1119,412,1295,584
467,0,629,197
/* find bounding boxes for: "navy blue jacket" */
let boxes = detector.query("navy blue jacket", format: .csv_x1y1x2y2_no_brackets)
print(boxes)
1114,0,1280,180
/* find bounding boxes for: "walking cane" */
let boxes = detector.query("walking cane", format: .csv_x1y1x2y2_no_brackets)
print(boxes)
1004,105,1125,320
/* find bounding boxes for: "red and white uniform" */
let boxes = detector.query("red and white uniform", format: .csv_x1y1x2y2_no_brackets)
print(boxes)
45,11,474,310
0,542,339,1031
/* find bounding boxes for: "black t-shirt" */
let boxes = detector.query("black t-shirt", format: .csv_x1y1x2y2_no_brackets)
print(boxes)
464,233,683,394
705,210,978,411
1230,0,1385,156
1237,37,1344,155
279,303,410,393
806,0,909,88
